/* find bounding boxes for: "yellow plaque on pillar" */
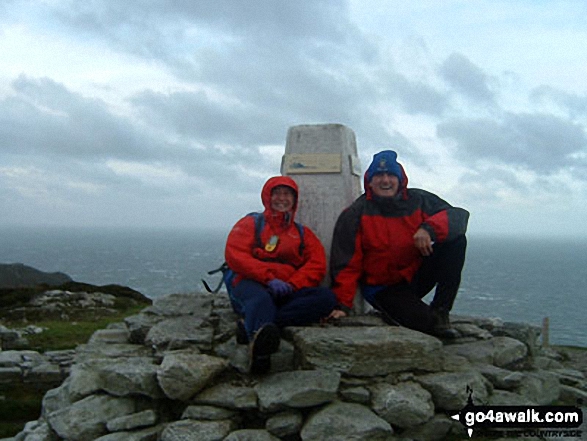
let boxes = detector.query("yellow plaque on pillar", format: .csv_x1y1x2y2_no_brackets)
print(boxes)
282,153,342,174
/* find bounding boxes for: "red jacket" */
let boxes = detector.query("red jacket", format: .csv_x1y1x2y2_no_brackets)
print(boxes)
225,176,326,290
330,165,469,309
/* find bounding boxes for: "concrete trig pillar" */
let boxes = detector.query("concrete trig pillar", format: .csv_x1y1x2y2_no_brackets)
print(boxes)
281,124,365,311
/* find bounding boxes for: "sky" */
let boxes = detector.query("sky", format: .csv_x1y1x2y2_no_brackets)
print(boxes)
1,0,586,237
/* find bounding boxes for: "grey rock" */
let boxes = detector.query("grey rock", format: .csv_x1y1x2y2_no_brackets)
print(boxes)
100,357,161,398
46,394,136,441
160,420,235,441
194,383,258,410
559,384,587,405
300,401,393,441
145,316,214,351
370,381,435,428
340,386,371,404
293,326,443,376
94,425,161,441
181,405,237,421
266,410,304,438
416,371,492,411
88,328,130,345
255,370,340,412
143,293,213,317
157,350,228,401
106,409,157,432
493,321,541,356
476,364,524,390
124,313,165,345
400,414,456,441
489,389,537,405
223,429,280,441
443,336,528,367
515,370,560,405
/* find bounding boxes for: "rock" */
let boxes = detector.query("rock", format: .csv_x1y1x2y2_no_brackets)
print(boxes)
293,326,443,376
515,370,561,405
193,383,258,410
265,410,304,438
400,414,456,441
106,409,158,432
255,370,340,412
369,381,435,428
145,316,214,351
181,405,237,421
300,401,393,440
7,291,585,441
160,420,235,441
223,429,280,441
157,350,228,400
416,371,492,411
46,394,137,441
443,336,528,367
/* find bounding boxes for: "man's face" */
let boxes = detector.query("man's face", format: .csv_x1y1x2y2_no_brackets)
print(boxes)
369,172,400,197
270,185,296,212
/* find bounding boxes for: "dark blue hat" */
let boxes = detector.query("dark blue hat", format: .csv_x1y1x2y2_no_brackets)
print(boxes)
366,150,402,183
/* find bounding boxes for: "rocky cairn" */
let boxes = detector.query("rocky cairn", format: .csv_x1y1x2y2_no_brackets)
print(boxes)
4,291,586,441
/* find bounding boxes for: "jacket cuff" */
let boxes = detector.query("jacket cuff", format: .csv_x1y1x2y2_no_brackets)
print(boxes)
337,303,352,314
420,223,437,242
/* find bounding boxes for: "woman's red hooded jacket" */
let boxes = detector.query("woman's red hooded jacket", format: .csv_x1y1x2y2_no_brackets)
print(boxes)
225,176,326,290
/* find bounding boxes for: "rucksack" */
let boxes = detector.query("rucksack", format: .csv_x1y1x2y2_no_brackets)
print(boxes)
202,212,305,312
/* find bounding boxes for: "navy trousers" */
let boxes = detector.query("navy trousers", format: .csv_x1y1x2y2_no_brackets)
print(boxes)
370,235,467,334
232,279,337,340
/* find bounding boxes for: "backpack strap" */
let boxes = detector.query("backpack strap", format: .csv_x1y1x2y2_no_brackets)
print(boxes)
247,212,305,256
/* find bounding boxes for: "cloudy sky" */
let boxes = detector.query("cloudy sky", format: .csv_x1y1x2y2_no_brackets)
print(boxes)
1,0,586,237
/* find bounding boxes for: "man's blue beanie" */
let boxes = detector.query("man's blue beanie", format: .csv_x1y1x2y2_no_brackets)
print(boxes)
366,150,402,183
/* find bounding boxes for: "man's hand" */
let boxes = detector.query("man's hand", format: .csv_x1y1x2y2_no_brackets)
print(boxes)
327,309,347,320
413,228,434,256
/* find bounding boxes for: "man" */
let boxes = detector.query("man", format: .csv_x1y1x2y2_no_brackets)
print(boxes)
225,176,336,374
329,150,469,338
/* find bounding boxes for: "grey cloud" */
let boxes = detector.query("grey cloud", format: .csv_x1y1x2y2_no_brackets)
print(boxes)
439,53,496,103
0,75,155,160
530,85,587,118
386,73,449,116
437,112,587,173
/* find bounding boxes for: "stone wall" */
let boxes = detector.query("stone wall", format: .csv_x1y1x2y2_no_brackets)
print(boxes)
6,292,587,441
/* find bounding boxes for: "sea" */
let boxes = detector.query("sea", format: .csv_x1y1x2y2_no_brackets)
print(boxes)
0,226,585,348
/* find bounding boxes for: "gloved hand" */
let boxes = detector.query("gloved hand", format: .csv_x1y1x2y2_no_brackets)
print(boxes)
267,279,293,297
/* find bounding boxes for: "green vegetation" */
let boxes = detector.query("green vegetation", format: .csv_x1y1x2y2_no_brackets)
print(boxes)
0,383,45,438
15,304,146,351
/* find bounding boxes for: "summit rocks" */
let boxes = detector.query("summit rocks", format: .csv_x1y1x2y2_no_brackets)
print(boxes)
6,291,587,441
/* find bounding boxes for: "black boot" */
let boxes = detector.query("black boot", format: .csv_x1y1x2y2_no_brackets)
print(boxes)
236,319,249,345
431,308,460,340
249,323,281,374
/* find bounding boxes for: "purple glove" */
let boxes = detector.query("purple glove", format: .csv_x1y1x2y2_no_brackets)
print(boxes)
267,279,293,297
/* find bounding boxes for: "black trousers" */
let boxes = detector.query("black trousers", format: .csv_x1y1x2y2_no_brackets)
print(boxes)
373,235,467,334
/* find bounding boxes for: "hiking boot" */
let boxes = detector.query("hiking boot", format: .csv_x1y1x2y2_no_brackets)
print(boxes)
236,319,249,345
431,308,460,340
249,323,281,375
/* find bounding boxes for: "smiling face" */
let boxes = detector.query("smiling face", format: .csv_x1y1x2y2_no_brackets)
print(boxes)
369,172,400,198
270,185,296,212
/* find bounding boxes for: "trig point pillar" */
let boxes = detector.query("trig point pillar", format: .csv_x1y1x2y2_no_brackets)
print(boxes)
281,123,362,290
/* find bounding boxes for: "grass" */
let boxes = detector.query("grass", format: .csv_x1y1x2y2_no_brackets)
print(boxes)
14,304,146,351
